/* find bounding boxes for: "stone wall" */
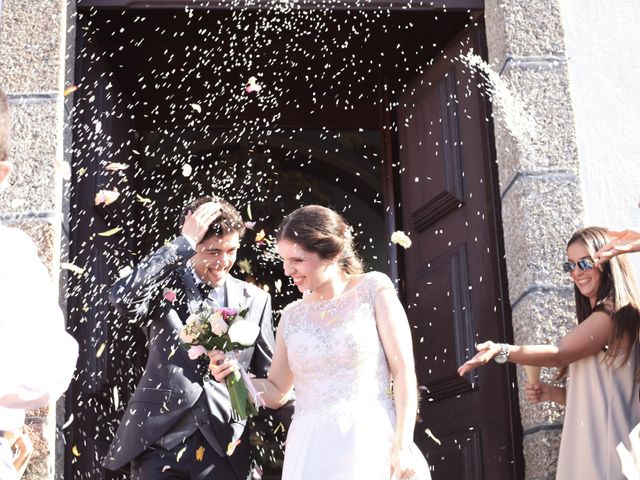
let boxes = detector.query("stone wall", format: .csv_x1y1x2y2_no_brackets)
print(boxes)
0,0,67,479
484,1,582,478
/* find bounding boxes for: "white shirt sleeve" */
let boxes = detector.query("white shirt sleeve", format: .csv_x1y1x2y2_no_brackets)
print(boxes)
0,226,79,409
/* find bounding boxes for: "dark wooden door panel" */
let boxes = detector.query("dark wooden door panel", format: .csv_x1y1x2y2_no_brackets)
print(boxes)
397,24,520,479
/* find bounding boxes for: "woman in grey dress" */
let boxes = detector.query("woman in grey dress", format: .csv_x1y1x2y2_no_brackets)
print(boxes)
458,226,640,480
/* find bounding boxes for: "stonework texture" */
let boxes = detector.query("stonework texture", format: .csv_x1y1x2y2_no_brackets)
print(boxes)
0,100,59,216
0,0,65,93
485,0,582,477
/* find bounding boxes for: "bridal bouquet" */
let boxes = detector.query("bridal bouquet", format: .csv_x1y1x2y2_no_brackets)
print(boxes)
179,305,263,420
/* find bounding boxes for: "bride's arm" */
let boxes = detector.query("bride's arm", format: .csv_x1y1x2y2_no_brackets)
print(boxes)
252,329,294,409
209,325,294,410
375,283,419,478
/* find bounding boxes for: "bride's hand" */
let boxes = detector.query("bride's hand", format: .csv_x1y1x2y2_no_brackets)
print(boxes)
391,446,416,480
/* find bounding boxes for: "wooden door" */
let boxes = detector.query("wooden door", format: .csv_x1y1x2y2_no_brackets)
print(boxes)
396,24,523,479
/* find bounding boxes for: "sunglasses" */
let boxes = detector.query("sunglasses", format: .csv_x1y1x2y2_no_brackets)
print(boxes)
562,258,595,273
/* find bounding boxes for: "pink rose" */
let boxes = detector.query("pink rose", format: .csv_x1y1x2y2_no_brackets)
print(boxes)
220,307,238,321
208,311,229,336
187,345,208,360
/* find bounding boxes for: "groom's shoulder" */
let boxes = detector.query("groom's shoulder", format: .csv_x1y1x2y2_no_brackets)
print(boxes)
232,276,270,300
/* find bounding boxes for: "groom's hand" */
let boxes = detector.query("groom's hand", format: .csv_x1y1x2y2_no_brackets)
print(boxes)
181,202,222,246
208,350,238,383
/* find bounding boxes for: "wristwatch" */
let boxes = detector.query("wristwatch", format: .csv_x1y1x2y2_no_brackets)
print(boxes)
494,343,510,364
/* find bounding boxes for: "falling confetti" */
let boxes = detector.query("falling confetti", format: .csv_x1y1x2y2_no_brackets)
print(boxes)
61,262,85,275
71,446,81,457
98,227,123,237
105,162,129,171
195,446,205,461
163,288,177,302
255,229,266,243
245,76,262,94
136,194,152,205
190,103,202,113
61,414,74,429
182,163,193,177
95,190,121,206
96,343,106,358
63,85,78,97
391,231,412,249
176,446,187,462
226,439,241,456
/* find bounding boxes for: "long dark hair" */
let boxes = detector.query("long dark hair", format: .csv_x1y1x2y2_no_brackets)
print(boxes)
567,227,640,376
276,205,364,275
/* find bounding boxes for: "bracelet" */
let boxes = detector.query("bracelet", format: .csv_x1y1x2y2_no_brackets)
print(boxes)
494,343,510,364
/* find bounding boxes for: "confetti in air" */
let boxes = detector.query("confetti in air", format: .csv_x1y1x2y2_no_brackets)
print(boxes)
391,231,412,249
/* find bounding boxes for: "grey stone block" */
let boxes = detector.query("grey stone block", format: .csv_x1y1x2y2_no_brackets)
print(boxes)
512,289,573,430
500,175,582,304
485,0,566,61
523,428,562,479
0,99,59,216
492,63,579,191
0,0,65,93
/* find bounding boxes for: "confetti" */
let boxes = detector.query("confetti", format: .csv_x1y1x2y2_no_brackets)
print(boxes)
163,288,177,303
176,446,187,462
63,85,78,97
71,445,81,457
96,343,106,358
105,162,129,171
195,446,205,461
61,414,74,429
118,266,133,278
61,262,85,275
274,279,282,292
182,163,193,177
95,190,120,206
244,221,256,230
237,258,253,275
226,439,241,456
98,227,123,237
190,103,202,113
136,194,152,205
245,76,262,94
162,466,171,473
255,229,266,243
391,231,412,249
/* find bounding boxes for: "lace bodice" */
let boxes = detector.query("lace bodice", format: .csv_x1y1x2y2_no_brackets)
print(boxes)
281,271,395,416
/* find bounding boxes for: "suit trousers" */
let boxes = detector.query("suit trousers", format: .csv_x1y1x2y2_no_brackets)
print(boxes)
0,437,17,480
130,430,238,480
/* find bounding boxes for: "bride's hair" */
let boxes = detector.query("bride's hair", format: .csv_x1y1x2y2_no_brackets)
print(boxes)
276,205,364,275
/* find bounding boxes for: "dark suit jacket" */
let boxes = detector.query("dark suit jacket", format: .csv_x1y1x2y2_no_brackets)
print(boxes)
102,236,274,478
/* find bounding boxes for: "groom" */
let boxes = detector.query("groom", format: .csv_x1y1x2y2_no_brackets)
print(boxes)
103,196,275,479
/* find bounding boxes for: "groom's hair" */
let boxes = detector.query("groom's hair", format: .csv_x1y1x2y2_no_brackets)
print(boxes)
0,90,10,163
180,196,246,241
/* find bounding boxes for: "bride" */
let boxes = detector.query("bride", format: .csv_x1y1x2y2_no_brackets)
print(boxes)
210,205,431,479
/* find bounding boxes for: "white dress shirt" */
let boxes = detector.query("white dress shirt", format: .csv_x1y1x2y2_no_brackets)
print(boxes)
0,226,79,431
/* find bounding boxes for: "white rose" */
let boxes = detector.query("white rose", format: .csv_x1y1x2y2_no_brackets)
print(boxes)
391,230,412,249
186,313,202,327
208,311,229,336
228,320,260,347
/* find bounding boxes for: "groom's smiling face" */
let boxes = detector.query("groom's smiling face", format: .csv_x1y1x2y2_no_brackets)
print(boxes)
191,231,240,287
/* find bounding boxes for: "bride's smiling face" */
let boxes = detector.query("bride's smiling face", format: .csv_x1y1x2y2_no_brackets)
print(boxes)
277,238,334,293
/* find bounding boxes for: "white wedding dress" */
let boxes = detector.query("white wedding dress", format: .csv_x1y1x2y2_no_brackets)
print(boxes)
280,271,431,479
